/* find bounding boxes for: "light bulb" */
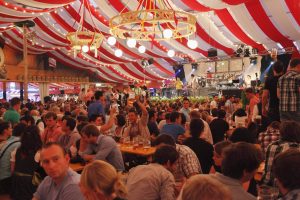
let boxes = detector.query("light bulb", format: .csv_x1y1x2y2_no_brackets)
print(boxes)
163,29,173,39
167,49,175,57
107,36,116,46
187,39,198,49
115,49,123,57
127,38,136,48
138,45,146,53
82,45,89,53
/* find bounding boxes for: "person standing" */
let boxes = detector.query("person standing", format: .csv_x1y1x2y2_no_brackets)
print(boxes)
3,97,21,126
180,98,191,122
87,91,105,119
245,88,259,126
262,61,284,122
175,77,183,97
277,58,300,121
190,74,198,97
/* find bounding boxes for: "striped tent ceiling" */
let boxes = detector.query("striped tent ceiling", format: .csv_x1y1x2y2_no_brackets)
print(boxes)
0,0,299,83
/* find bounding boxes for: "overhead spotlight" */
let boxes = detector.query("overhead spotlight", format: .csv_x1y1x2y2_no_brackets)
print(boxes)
191,62,198,70
236,48,243,54
114,49,123,57
127,38,136,48
167,49,175,57
244,48,251,57
138,45,146,53
163,29,173,39
107,36,116,46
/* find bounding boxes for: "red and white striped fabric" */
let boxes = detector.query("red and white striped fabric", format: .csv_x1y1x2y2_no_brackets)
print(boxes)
0,0,299,82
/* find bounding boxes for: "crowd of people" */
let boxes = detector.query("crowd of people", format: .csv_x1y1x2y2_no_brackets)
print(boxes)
0,58,299,200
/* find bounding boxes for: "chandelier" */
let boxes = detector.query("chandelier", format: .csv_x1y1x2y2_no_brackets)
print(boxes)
109,0,197,41
66,0,104,57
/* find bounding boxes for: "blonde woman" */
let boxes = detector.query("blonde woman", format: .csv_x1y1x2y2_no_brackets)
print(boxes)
180,174,232,200
79,160,127,200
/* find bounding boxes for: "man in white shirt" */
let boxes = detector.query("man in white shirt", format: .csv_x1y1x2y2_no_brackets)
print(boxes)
126,145,179,200
210,96,218,110
190,74,198,97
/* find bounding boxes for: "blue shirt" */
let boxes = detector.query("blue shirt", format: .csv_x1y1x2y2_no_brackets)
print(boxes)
0,136,20,180
34,169,84,200
83,135,125,171
87,101,104,118
160,124,185,140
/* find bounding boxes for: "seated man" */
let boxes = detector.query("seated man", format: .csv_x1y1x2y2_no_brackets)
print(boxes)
42,112,63,143
272,149,300,199
210,142,263,200
160,112,185,141
153,134,202,181
79,124,124,171
126,145,179,200
123,97,150,140
58,116,81,151
33,142,84,200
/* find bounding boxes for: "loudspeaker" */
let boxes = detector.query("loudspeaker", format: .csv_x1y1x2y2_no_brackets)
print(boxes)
208,48,217,57
148,58,154,65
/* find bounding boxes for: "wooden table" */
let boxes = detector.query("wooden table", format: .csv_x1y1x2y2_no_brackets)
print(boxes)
70,144,156,172
118,144,156,156
70,163,85,172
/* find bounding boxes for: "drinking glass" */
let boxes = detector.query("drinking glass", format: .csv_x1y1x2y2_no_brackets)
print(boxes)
257,185,279,200
143,139,151,150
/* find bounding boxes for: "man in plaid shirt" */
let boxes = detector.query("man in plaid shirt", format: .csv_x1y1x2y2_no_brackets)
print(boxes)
153,134,202,181
258,121,281,154
277,58,300,122
261,121,300,187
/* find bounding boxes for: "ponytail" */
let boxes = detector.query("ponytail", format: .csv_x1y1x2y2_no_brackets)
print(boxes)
113,173,127,199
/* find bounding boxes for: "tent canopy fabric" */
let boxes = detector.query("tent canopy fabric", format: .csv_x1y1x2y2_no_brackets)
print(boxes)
0,0,299,83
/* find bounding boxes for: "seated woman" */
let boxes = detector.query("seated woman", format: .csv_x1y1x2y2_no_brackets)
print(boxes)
10,125,43,200
114,114,126,142
210,141,232,173
180,174,231,200
183,118,213,174
79,160,127,200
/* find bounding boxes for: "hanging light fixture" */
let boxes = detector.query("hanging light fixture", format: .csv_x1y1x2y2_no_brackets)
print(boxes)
167,50,175,57
66,0,104,57
138,45,146,53
115,49,123,57
107,36,116,46
109,0,196,42
127,38,136,48
187,39,198,49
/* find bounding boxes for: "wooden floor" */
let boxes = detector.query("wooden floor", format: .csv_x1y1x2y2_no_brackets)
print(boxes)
0,194,11,200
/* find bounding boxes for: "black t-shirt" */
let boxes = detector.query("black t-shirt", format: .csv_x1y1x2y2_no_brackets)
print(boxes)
183,137,214,174
147,121,160,136
264,75,281,109
209,118,229,144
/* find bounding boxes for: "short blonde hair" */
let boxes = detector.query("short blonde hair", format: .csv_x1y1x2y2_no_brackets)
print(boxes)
80,160,127,199
182,175,232,200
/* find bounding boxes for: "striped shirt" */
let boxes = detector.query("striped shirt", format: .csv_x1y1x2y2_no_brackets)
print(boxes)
262,140,300,186
277,71,300,112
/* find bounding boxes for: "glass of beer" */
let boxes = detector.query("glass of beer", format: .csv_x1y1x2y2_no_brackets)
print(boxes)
255,115,262,126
